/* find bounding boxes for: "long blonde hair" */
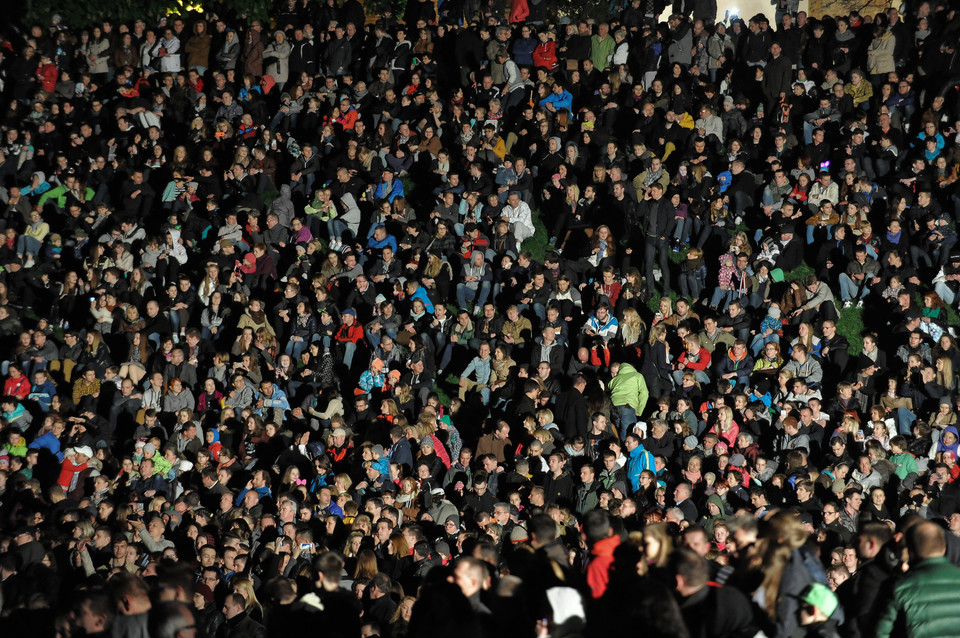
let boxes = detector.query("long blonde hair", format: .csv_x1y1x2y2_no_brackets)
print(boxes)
621,308,646,346
937,356,955,390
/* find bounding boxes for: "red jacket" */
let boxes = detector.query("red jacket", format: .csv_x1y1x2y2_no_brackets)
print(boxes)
587,535,621,598
4,376,31,399
335,322,364,344
37,62,58,93
677,347,711,372
532,40,558,69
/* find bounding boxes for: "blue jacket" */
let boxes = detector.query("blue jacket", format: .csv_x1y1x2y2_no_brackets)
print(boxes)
365,233,399,255
29,431,64,461
408,285,435,314
539,89,573,112
235,485,272,506
258,384,290,412
374,178,404,202
627,443,655,493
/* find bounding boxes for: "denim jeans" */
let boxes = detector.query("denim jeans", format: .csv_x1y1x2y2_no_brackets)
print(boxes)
613,404,637,441
838,273,869,301
457,281,491,310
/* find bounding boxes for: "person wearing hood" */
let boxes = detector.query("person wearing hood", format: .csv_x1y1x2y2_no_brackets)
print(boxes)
937,425,960,460
268,184,296,227
243,28,265,77
264,30,292,85
215,29,240,70
157,229,188,285
17,172,50,199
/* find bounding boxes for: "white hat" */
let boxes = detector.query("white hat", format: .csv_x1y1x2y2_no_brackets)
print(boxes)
74,446,94,459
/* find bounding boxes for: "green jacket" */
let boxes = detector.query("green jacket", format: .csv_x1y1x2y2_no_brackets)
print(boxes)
609,363,649,414
874,557,960,638
37,184,95,209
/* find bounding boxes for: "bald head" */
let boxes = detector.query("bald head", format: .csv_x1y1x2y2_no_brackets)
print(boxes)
907,521,947,561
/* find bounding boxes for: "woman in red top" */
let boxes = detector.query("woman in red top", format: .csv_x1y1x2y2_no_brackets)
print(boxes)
4,364,31,399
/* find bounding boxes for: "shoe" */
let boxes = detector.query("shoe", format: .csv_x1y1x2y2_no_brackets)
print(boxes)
23,255,34,269
856,300,863,308
330,239,340,251
842,301,853,309
473,306,482,317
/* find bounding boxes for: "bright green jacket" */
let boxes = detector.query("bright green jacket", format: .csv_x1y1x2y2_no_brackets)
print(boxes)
609,363,649,415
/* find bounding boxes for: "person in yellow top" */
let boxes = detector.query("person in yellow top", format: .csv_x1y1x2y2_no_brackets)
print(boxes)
845,69,873,108
19,209,49,268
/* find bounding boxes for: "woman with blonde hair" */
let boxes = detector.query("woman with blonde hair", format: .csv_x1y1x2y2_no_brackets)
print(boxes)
710,406,739,448
640,324,671,398
751,511,819,638
936,356,955,391
619,307,646,349
642,522,674,568
231,576,264,622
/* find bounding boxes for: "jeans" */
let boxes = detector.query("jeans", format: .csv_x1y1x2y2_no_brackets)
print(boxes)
644,237,670,294
838,273,869,301
613,404,637,441
710,287,742,311
285,338,309,359
16,235,41,257
672,369,711,387
892,407,917,435
457,281,491,310
327,219,349,242
672,218,689,243
750,333,780,356
679,271,704,301
342,341,357,369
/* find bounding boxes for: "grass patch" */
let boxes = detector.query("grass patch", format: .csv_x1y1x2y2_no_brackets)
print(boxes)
262,189,279,207
522,208,550,261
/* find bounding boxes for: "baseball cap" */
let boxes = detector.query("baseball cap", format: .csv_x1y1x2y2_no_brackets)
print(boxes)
797,583,838,617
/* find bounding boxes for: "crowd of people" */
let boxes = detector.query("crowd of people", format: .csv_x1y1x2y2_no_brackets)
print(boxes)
3,0,960,636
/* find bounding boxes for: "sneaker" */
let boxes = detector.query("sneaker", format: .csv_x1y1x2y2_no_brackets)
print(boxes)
856,300,863,308
330,238,340,251
23,255,35,269
473,305,482,317
842,300,853,309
